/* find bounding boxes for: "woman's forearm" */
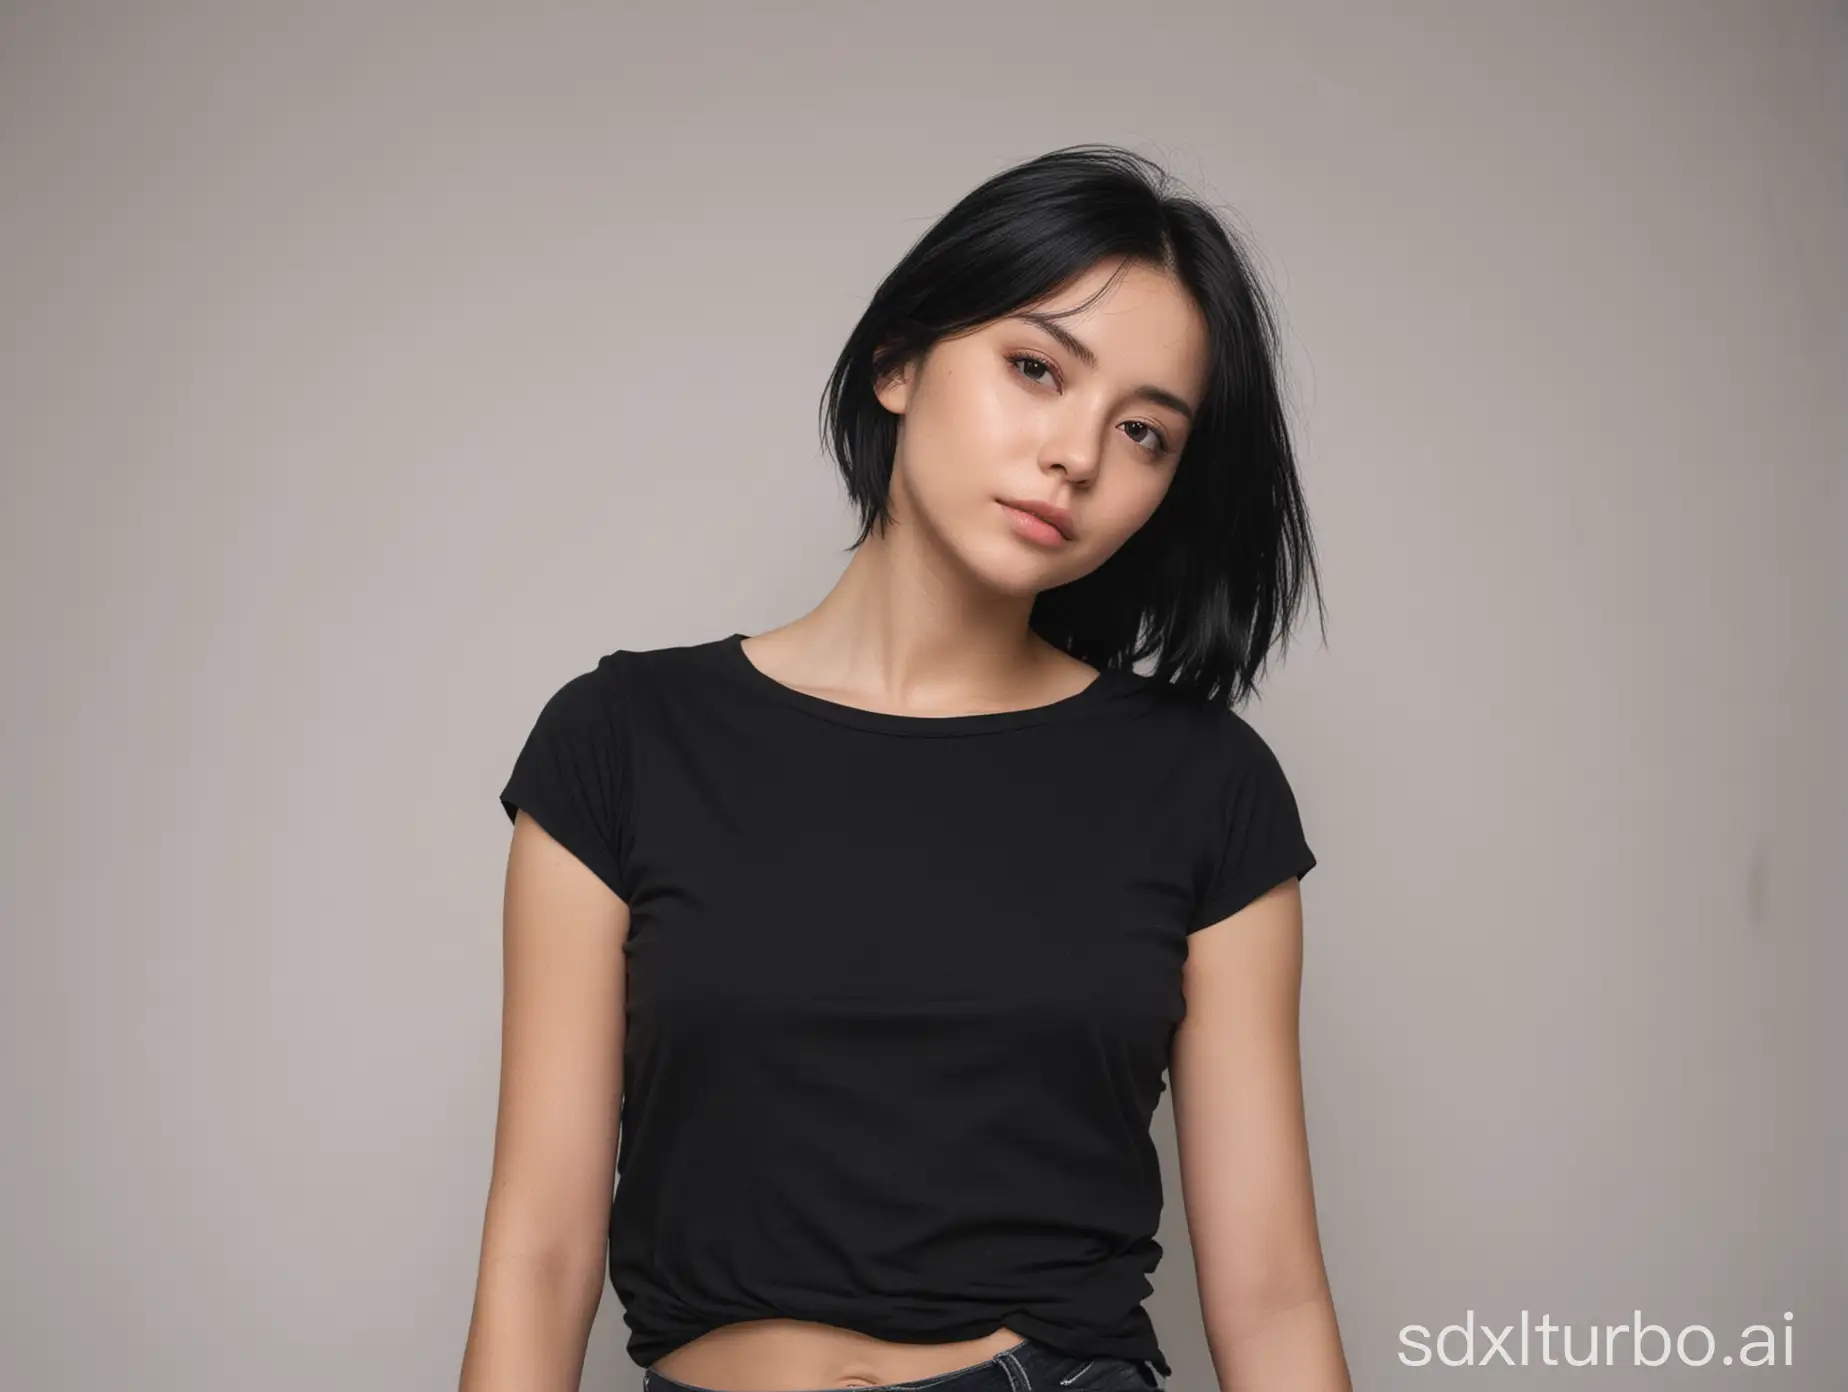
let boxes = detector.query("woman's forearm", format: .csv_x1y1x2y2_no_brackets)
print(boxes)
1206,1285,1353,1391
459,1249,604,1392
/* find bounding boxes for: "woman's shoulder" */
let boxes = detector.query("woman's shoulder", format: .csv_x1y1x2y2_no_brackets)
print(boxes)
603,630,738,688
538,631,746,722
559,630,735,681
1106,663,1298,772
506,633,738,781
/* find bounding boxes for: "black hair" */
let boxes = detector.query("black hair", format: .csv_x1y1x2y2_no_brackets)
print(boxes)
818,143,1325,710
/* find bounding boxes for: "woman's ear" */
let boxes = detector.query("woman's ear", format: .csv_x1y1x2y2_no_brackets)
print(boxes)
872,347,916,415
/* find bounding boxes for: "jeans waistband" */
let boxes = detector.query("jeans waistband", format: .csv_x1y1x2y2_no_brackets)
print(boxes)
640,1334,1166,1391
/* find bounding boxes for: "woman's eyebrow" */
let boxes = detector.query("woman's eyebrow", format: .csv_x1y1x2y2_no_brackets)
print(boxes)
1009,312,1196,422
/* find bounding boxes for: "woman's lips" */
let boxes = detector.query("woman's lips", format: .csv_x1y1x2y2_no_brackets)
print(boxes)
997,500,1071,546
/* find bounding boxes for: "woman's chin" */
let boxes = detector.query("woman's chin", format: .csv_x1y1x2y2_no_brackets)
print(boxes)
958,541,1071,598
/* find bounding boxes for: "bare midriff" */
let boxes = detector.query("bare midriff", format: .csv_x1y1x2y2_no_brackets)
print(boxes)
649,1319,1028,1390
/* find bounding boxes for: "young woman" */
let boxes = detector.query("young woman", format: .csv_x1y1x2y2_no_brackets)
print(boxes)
461,145,1350,1392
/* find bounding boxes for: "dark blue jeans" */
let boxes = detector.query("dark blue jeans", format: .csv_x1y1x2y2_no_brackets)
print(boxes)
641,1335,1166,1391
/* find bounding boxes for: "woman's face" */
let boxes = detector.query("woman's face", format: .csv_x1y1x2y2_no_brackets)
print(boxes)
875,257,1211,596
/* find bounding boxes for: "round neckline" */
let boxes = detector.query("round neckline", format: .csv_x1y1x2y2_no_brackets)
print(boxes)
719,631,1130,736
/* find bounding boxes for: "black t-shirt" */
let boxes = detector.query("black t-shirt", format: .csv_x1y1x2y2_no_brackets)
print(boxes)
497,631,1317,1377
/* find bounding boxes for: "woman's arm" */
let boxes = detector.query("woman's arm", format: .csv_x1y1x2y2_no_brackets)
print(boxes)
1171,878,1352,1390
459,811,629,1392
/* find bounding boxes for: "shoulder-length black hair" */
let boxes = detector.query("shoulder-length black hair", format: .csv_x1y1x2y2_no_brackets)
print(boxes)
818,143,1324,711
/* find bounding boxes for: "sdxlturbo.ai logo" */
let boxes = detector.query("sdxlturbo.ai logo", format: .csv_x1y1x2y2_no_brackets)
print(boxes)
1399,1310,1796,1369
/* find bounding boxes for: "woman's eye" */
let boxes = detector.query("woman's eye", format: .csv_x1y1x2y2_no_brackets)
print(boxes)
1007,352,1171,458
1007,352,1057,387
1123,420,1171,457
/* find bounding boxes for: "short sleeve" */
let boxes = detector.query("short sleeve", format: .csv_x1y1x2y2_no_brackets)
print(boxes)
1189,717,1317,932
498,652,633,902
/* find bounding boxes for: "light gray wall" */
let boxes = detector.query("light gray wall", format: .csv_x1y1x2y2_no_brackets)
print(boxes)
2,2,1841,1387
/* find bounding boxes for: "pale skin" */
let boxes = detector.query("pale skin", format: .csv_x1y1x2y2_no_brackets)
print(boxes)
459,256,1351,1390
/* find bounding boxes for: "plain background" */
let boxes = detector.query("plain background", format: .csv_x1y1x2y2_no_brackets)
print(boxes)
2,2,1842,1387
